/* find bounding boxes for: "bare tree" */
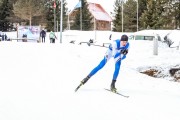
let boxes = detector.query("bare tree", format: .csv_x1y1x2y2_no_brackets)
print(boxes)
13,0,44,26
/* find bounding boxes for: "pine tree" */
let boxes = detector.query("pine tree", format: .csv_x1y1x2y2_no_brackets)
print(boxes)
123,0,137,32
112,0,122,32
45,0,57,31
140,0,165,29
71,0,93,30
138,0,147,30
138,0,147,16
0,0,3,5
172,0,180,28
71,9,81,30
0,0,13,31
154,0,167,29
45,0,68,32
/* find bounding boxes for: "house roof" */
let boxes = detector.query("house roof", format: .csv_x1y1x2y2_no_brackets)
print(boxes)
88,3,112,22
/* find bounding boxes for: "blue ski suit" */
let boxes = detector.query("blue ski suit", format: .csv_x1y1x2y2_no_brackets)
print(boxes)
88,39,130,80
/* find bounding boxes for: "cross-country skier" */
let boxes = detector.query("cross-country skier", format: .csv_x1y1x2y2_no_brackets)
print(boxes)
78,34,130,92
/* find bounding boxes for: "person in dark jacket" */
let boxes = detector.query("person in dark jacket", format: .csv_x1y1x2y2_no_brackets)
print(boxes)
40,29,46,43
1,33,5,41
1,33,7,41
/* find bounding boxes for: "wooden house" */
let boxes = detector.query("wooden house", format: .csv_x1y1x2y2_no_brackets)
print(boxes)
69,2,112,31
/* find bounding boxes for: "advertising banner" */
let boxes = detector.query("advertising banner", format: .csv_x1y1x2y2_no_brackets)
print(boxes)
18,26,41,42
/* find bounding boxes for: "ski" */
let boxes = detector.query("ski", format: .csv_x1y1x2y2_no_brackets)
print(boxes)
104,88,129,98
75,83,83,92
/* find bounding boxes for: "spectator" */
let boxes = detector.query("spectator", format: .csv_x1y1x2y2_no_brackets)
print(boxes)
40,29,46,43
1,33,7,41
22,34,27,42
1,33,5,41
49,31,57,43
5,34,7,41
109,34,112,40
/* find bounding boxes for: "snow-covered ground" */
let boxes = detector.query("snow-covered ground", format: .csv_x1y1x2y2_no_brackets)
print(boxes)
0,30,180,120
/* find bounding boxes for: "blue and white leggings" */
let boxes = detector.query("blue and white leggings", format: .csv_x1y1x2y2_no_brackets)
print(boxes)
88,49,121,80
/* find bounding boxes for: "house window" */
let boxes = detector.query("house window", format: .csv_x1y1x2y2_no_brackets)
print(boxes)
101,23,104,28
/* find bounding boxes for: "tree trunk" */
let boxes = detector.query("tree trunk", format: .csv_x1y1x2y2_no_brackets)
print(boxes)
29,16,32,26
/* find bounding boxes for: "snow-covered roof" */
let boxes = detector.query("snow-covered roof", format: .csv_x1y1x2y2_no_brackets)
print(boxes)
88,3,112,22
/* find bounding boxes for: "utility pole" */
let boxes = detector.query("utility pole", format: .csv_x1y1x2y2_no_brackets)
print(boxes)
67,10,71,30
93,3,96,40
53,0,56,32
80,0,82,31
153,34,158,55
137,0,138,32
122,0,124,33
60,0,63,43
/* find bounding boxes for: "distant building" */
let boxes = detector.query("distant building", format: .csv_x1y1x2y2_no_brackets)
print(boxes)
69,2,112,31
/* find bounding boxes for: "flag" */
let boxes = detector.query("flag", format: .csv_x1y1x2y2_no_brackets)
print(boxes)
74,0,82,9
53,1,56,8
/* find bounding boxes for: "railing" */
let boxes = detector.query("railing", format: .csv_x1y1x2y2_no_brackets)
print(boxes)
9,38,39,42
79,42,110,48
102,43,110,47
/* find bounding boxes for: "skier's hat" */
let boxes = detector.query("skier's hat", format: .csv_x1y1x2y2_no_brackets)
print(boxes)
121,34,128,41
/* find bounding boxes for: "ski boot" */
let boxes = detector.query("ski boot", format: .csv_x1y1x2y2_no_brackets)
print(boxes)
110,80,117,93
75,76,90,92
81,76,90,85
